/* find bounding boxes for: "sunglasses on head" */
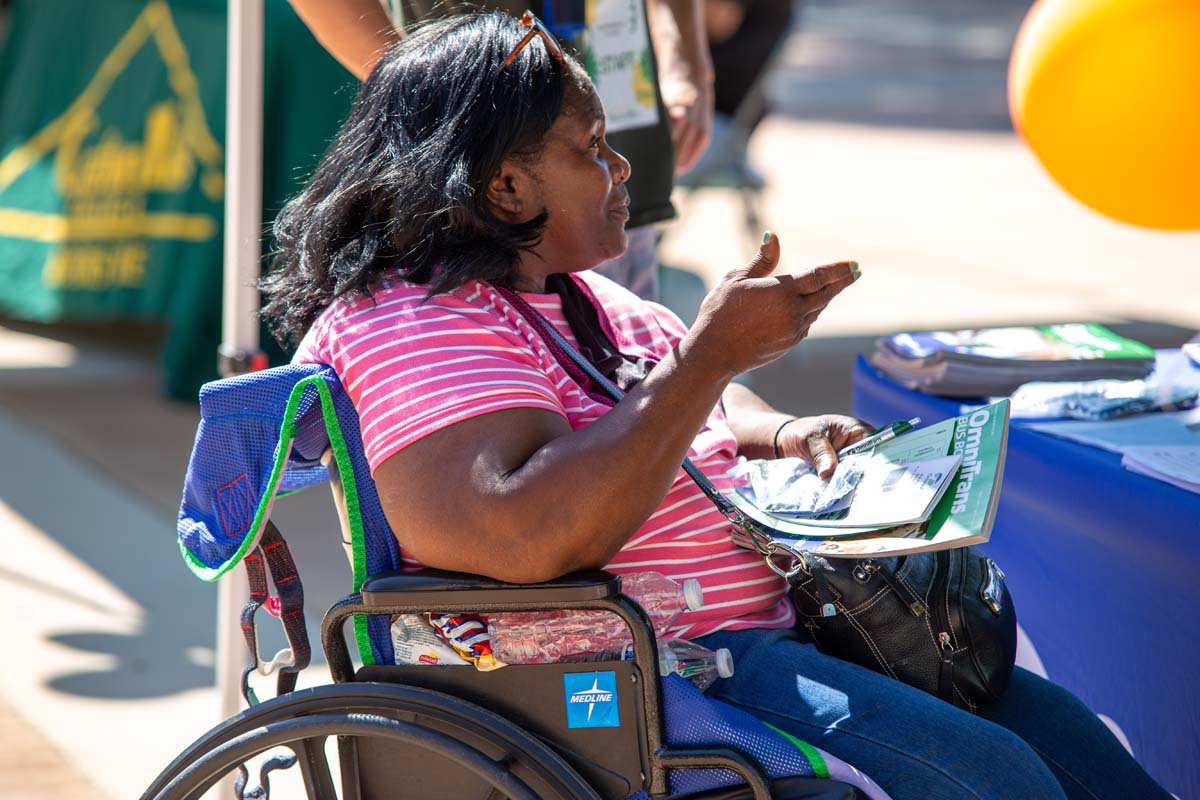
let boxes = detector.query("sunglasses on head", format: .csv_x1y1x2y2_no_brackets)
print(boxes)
498,11,565,73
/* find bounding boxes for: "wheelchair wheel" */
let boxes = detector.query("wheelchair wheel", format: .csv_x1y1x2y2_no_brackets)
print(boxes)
142,683,602,800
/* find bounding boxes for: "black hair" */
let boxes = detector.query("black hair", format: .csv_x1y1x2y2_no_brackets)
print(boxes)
262,11,590,346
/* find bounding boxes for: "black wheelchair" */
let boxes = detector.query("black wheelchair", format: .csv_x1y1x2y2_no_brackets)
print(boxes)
142,566,871,800
147,364,872,800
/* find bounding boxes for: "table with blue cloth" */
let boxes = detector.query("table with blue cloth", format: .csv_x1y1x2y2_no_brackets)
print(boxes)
852,350,1200,799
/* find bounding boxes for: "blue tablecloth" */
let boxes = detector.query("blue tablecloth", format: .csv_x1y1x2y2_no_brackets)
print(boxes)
852,351,1200,799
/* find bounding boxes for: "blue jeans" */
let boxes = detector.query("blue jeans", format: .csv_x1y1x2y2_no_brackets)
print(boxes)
695,627,1170,800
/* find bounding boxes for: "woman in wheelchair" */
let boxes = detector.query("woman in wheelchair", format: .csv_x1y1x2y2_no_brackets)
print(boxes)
259,12,1168,800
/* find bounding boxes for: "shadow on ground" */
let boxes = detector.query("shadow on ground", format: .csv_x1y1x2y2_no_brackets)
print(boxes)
0,318,351,700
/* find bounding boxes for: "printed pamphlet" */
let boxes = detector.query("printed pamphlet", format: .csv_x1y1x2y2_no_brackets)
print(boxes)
870,325,1154,397
726,399,1011,558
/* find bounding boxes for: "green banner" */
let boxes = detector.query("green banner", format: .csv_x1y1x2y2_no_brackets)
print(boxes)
0,0,355,397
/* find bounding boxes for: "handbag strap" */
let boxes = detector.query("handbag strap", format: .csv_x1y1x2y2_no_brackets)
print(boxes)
534,317,796,567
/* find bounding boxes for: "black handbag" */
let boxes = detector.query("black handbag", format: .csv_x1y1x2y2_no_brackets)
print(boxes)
532,304,1018,712
785,548,1017,712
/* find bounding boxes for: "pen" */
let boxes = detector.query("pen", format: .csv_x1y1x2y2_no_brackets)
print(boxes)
837,417,921,458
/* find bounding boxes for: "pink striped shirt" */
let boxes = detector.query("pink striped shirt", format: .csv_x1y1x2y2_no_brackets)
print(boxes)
295,269,794,637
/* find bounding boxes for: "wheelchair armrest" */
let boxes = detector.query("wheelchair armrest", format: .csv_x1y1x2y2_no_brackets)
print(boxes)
327,568,652,686
360,567,621,610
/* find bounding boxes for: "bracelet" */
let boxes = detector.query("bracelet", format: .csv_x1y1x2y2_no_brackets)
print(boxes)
772,418,798,459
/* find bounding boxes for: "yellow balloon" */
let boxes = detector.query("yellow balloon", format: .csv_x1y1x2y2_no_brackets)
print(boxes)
1008,0,1200,230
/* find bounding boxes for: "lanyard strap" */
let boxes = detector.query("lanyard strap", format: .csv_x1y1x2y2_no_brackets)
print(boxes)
534,318,788,560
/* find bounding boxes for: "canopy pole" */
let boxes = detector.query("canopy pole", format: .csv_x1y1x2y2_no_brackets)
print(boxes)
217,0,265,725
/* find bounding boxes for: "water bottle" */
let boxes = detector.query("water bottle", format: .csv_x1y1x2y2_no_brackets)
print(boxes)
487,572,704,664
603,638,735,692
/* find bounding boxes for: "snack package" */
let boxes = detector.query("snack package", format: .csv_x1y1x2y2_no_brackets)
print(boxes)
427,612,506,671
390,614,470,666
729,456,865,518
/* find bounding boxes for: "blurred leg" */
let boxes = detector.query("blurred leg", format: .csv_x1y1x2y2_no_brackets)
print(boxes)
708,0,796,124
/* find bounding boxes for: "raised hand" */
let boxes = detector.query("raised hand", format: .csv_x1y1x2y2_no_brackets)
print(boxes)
688,232,860,378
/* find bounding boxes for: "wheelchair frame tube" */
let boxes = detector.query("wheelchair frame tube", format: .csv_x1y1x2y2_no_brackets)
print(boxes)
154,713,543,800
321,591,771,799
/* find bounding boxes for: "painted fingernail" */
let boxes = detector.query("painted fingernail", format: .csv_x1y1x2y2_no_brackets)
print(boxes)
849,261,862,280
762,230,772,244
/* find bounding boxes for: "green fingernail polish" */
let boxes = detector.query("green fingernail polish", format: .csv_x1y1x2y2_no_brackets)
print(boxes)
762,231,772,244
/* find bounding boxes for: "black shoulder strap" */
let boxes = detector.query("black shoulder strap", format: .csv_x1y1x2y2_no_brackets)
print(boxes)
511,305,794,569
536,320,757,530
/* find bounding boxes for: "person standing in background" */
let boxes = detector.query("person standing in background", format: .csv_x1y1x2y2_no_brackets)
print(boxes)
286,0,714,302
705,0,793,134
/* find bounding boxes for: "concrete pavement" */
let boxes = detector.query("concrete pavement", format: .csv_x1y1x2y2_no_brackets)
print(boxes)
1,0,1197,796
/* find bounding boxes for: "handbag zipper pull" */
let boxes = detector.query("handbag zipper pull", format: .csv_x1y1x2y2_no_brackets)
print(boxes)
938,631,955,703
868,562,927,617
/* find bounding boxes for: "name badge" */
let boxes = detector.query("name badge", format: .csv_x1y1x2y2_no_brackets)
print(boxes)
549,0,660,133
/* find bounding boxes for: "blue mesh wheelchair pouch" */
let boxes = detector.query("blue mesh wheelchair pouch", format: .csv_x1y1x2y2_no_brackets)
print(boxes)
177,363,402,665
625,674,829,797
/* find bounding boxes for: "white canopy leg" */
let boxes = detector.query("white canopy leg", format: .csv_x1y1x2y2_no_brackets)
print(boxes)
217,0,265,729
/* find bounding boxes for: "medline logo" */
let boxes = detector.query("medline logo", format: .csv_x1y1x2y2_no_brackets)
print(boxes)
570,680,613,720
563,672,620,729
